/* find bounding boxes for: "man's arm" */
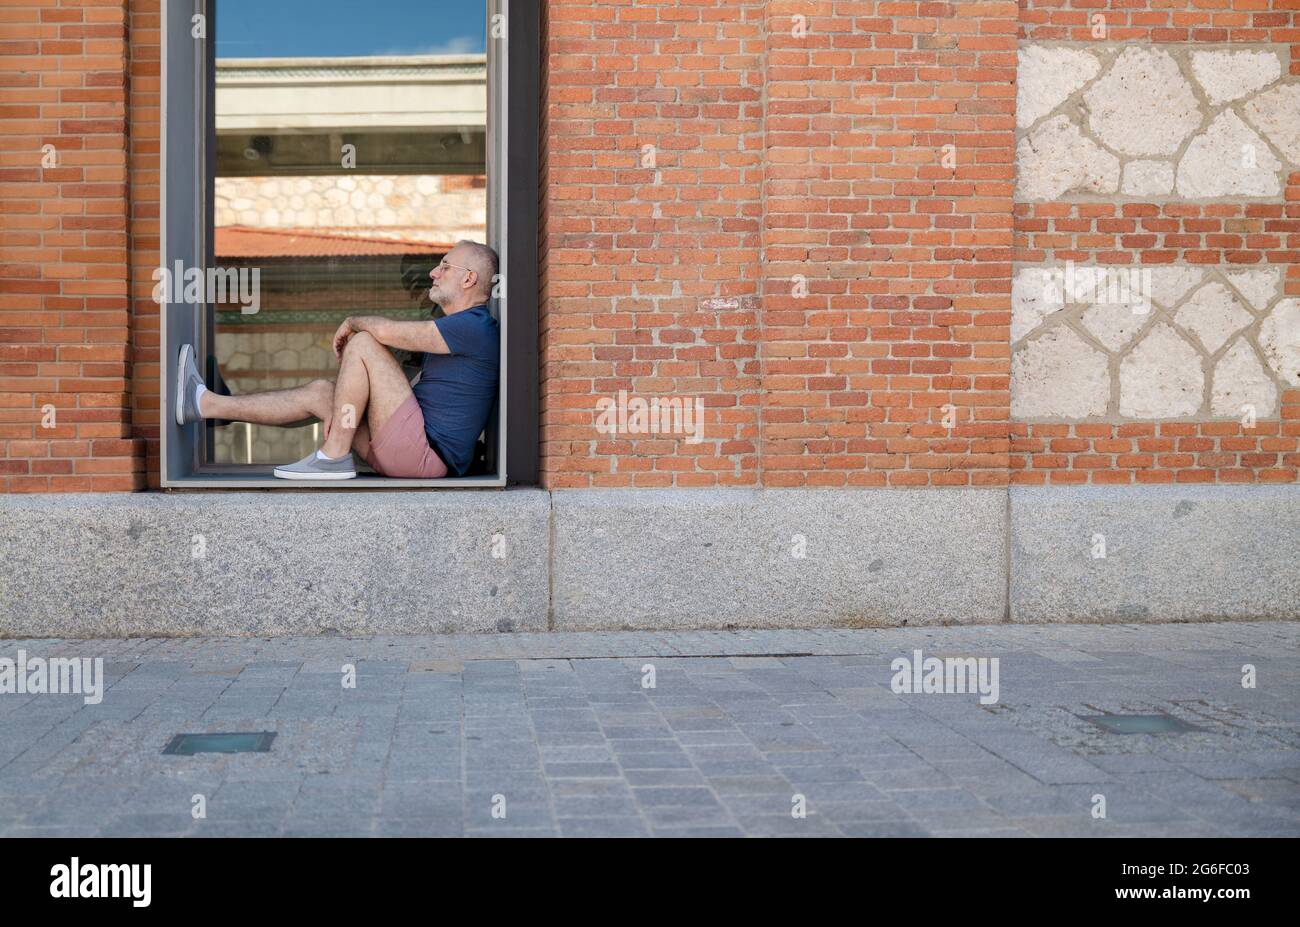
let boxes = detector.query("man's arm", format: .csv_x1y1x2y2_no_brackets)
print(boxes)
333,315,448,359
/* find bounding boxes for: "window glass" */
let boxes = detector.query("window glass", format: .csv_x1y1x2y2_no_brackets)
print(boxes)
211,0,487,465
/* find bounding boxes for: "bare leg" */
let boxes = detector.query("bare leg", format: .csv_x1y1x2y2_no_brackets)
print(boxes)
352,420,372,462
200,379,334,426
319,331,414,458
194,333,409,461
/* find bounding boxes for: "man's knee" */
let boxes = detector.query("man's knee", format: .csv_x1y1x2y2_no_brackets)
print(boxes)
343,330,379,355
307,378,333,398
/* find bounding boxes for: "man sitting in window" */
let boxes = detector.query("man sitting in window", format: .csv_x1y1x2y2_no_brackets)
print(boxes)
173,240,500,481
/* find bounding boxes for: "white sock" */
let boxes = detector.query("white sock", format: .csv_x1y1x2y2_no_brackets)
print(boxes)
193,383,207,415
315,449,349,461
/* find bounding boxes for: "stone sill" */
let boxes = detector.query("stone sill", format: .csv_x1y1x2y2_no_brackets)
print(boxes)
1,486,1296,636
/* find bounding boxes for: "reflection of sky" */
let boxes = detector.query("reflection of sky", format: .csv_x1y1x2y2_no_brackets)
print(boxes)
215,0,485,58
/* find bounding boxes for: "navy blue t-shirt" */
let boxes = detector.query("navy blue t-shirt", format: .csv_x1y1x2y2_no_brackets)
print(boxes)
412,304,499,477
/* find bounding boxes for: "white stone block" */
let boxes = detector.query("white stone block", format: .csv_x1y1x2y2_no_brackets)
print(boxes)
1121,160,1174,196
1190,49,1282,105
1224,267,1281,312
1120,323,1204,418
1177,110,1281,198
1259,299,1300,386
1242,82,1300,166
1084,47,1202,157
1012,326,1111,419
1081,301,1147,353
1211,339,1278,419
1016,46,1101,129
1016,116,1120,201
1011,266,1066,341
1174,282,1254,354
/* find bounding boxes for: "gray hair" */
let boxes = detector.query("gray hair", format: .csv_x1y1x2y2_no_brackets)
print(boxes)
455,240,499,297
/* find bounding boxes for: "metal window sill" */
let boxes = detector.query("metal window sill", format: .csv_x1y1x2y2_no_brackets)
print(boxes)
163,473,505,489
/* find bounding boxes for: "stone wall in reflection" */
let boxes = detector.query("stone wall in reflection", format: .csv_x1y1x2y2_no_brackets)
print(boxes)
215,174,487,243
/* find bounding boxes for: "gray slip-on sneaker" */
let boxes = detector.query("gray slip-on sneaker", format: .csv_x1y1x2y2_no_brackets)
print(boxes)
174,344,206,426
273,451,357,480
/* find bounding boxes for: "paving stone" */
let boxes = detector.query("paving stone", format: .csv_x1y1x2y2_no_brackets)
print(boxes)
543,762,621,779
1,624,1295,837
374,818,464,837
559,817,648,837
632,787,723,808
616,751,695,770
622,768,708,787
553,794,640,817
651,825,745,838
640,805,735,828
887,788,989,811
707,775,795,795
735,815,841,837
836,820,932,837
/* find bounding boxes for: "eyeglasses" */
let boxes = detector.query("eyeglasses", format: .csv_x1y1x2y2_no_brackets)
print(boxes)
436,259,473,274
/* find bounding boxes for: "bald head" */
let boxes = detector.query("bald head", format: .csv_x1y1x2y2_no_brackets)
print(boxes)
429,239,500,312
454,240,498,299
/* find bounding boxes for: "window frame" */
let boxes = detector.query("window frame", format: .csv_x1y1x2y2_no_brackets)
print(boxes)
159,0,539,488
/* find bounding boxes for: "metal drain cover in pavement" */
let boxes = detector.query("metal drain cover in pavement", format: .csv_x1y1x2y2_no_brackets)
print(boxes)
1080,713,1200,735
162,732,276,755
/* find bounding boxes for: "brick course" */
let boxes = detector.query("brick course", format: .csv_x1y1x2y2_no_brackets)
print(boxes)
1014,195,1300,268
1009,388,1300,484
1019,0,1300,60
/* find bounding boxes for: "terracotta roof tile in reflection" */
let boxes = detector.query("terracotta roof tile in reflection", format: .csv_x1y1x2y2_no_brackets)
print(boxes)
214,226,454,258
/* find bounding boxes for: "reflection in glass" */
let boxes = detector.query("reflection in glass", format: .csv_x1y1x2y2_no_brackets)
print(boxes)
211,1,487,464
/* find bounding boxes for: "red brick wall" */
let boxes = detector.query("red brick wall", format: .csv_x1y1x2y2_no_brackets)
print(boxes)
1010,403,1300,485
1015,198,1300,267
540,0,767,489
1018,0,1299,52
540,0,1019,488
0,0,147,492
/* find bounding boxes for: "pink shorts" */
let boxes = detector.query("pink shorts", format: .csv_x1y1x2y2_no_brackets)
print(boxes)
364,395,448,478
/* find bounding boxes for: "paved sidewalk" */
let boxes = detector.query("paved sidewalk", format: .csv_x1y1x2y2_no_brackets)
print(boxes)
1,622,1297,837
